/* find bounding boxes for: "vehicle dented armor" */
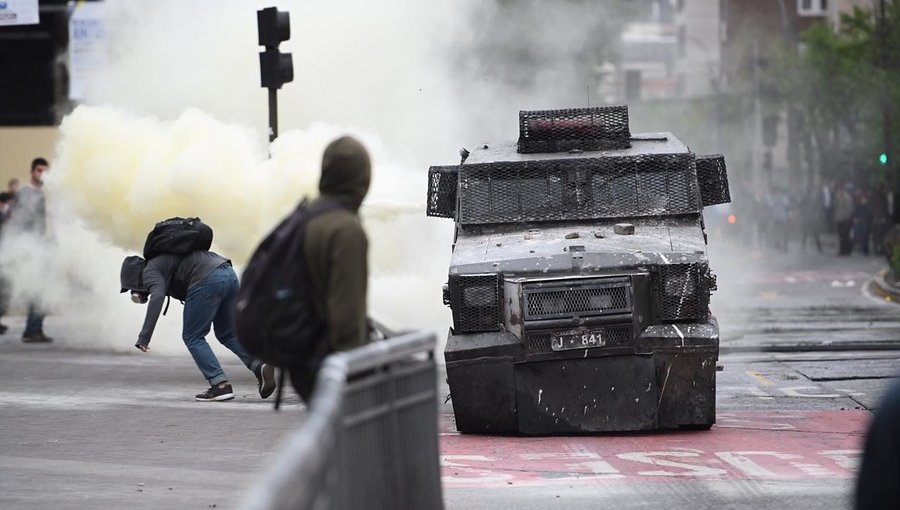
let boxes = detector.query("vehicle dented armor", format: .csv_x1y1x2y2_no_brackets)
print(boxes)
426,106,730,434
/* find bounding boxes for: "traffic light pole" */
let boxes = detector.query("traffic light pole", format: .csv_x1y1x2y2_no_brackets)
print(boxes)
268,87,278,142
257,7,292,145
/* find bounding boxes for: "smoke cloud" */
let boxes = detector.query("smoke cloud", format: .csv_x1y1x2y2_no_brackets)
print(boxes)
5,0,467,357
9,0,734,361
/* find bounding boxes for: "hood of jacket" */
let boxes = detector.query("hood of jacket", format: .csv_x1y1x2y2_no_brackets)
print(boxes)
318,136,371,212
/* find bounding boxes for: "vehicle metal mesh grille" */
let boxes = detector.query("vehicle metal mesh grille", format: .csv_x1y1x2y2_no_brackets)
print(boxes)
525,326,633,353
426,165,458,218
457,153,700,225
450,274,502,332
518,107,631,154
656,264,709,321
695,154,731,207
523,278,631,320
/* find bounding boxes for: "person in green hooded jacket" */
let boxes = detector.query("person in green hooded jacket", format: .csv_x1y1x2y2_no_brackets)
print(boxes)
290,136,371,398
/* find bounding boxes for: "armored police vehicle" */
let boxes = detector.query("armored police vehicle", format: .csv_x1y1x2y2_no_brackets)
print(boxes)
426,106,730,434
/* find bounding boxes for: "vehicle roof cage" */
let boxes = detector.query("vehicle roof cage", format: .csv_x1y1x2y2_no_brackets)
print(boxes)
517,106,631,154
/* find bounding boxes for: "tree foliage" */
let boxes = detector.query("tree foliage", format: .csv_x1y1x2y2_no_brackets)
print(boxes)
777,1,900,184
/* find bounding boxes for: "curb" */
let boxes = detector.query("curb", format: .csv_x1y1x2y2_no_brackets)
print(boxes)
871,268,900,303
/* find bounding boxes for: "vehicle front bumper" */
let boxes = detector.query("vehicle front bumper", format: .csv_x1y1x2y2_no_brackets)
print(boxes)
444,323,718,435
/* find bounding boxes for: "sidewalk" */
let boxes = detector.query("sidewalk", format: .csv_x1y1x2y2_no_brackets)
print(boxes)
870,266,900,303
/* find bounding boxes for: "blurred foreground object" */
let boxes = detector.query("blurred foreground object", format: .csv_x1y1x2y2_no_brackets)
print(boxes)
242,331,444,510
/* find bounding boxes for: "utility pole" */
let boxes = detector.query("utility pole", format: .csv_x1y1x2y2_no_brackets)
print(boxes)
877,0,896,205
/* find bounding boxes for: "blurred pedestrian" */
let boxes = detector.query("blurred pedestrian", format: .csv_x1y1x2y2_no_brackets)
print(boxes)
291,136,372,399
799,188,823,253
3,178,18,219
821,180,834,233
834,182,855,256
126,250,276,402
0,191,15,335
871,184,889,255
9,158,53,343
854,188,874,255
769,188,791,251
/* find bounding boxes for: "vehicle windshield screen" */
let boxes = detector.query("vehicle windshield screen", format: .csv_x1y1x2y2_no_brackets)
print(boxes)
457,153,701,225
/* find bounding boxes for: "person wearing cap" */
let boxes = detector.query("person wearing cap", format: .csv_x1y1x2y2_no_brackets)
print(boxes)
124,250,276,402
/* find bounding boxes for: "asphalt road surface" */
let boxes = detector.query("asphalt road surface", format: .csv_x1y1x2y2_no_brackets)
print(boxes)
1,241,898,509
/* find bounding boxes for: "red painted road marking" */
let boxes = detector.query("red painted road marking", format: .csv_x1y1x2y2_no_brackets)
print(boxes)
439,411,870,487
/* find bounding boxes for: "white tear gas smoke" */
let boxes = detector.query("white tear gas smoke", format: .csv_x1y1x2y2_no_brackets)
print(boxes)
6,0,735,361
1,0,471,358
4,105,452,357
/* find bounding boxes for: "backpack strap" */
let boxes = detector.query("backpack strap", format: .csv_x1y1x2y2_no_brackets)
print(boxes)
162,295,171,316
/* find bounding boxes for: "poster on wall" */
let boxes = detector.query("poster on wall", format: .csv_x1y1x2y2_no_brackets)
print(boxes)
0,0,40,26
68,1,107,101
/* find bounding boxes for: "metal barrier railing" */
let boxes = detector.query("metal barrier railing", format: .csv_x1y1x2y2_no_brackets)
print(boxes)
242,331,445,510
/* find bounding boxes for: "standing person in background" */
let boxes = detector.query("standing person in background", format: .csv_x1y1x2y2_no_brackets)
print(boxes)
4,179,18,219
871,184,889,255
0,191,15,335
799,188,824,253
822,181,834,233
834,182,855,256
854,188,874,255
9,158,53,343
770,188,792,252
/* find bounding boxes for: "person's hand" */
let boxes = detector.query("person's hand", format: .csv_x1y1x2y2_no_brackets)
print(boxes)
135,343,150,352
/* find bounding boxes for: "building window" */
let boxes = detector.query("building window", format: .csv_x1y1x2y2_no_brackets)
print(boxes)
798,0,828,16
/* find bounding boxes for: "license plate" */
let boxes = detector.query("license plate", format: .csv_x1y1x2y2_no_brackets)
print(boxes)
551,330,606,351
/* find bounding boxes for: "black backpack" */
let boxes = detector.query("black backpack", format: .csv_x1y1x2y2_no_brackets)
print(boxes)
235,199,343,403
143,217,213,260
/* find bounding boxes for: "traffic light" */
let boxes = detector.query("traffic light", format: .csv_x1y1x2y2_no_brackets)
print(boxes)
880,152,889,165
257,7,293,89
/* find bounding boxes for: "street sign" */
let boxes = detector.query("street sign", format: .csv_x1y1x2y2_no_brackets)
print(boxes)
0,0,39,26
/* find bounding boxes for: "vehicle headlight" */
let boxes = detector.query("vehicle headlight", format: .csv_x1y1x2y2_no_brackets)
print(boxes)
450,274,502,332
463,285,498,307
663,272,696,297
657,264,707,321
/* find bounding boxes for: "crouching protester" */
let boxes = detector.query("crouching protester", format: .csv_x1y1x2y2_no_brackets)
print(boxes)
121,250,277,402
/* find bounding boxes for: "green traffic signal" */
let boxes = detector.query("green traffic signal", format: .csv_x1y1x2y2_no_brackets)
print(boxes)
880,153,889,165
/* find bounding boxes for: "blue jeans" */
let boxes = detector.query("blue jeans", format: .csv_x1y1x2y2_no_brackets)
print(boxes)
182,264,259,386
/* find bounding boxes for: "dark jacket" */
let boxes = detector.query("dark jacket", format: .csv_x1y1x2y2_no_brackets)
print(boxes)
303,136,370,352
136,251,229,347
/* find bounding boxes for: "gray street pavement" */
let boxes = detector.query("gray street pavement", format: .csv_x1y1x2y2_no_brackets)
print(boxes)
1,240,898,510
0,336,305,510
